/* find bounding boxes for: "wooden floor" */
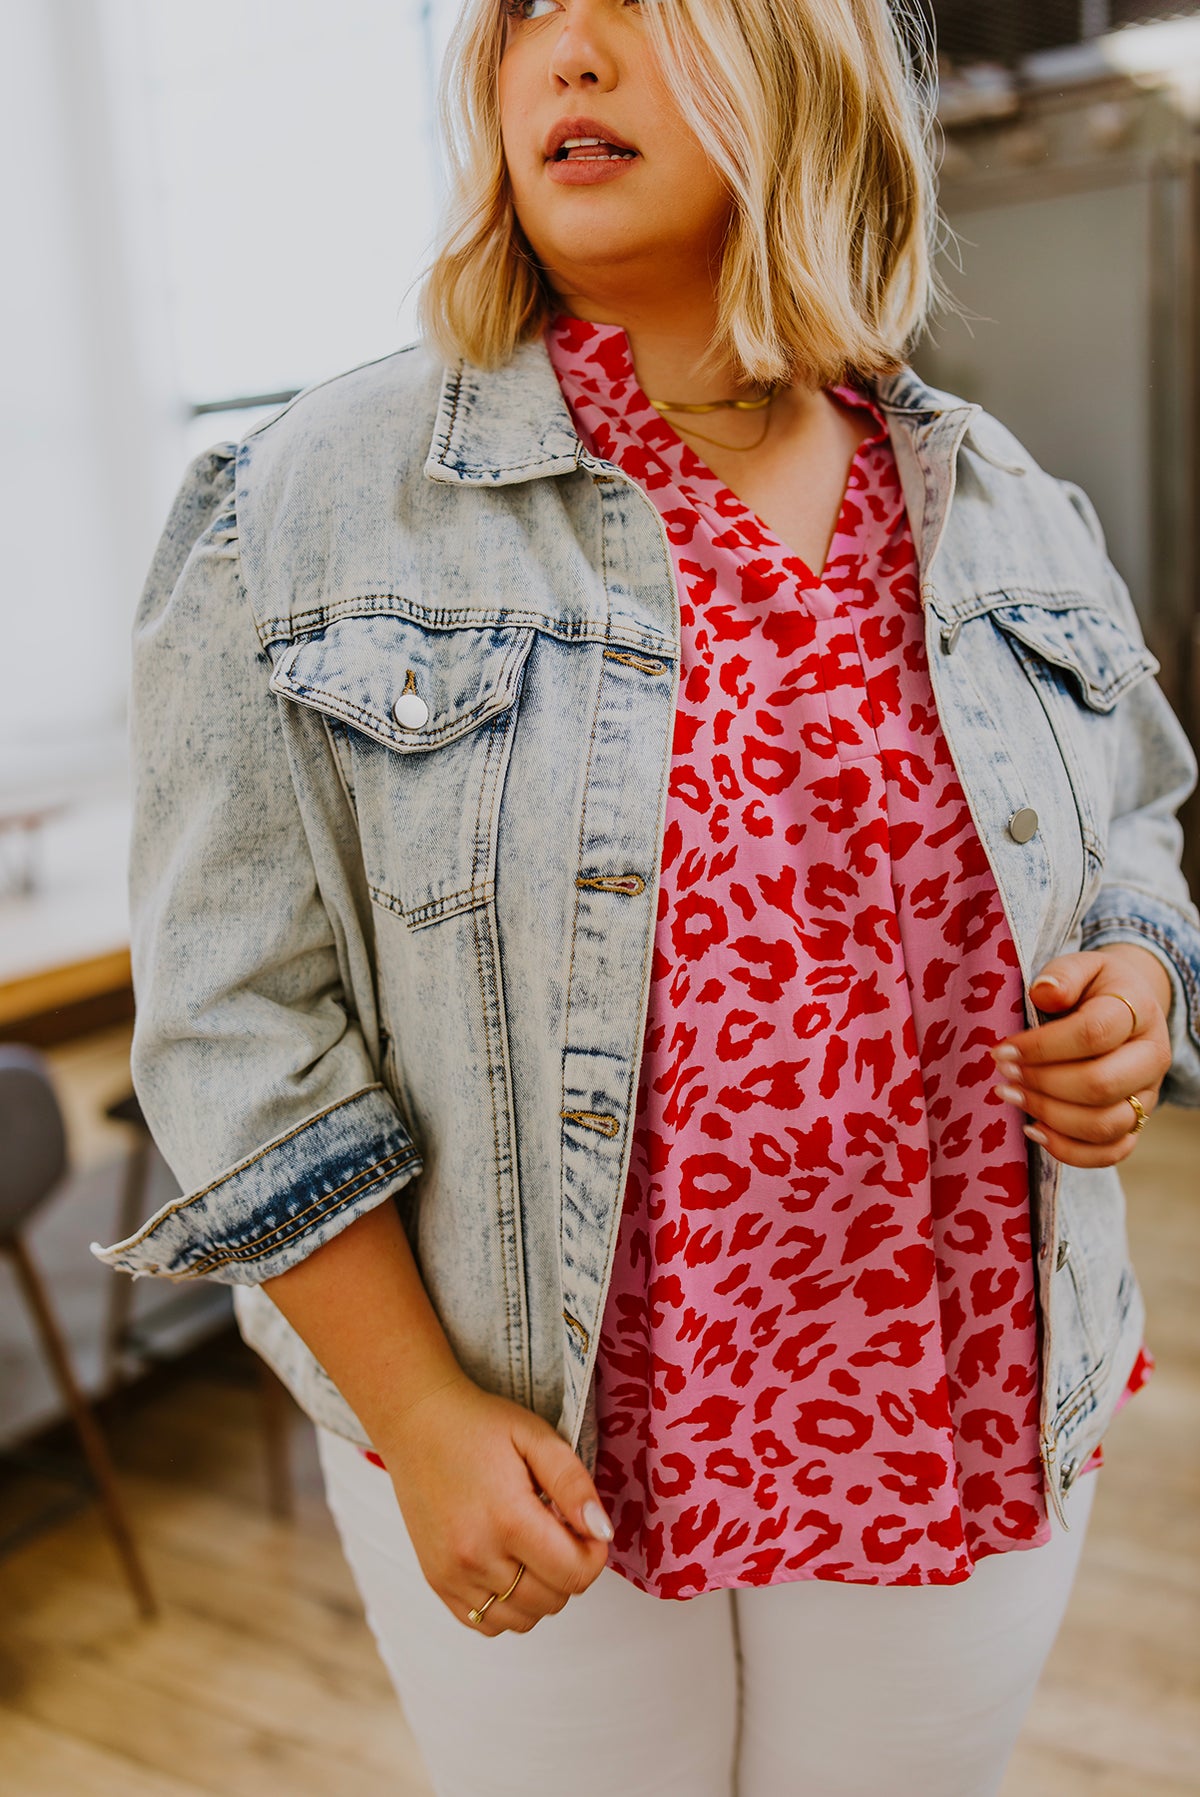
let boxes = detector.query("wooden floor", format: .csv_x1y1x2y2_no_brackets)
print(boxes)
1,1106,1197,1795
0,1346,434,1797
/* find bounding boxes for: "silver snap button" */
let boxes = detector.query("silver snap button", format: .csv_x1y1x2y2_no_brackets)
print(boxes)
1060,1457,1078,1493
393,691,430,730
1056,1238,1071,1271
1008,807,1039,844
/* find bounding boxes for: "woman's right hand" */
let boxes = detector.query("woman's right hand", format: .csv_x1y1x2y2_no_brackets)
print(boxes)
260,1204,608,1635
377,1373,614,1636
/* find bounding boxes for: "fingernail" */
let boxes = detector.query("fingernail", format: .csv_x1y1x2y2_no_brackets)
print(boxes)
1033,975,1061,992
583,1500,614,1542
992,1044,1021,1064
1023,1125,1048,1146
995,1084,1024,1106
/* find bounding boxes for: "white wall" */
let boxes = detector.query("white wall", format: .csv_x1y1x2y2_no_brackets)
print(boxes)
0,0,455,803
0,1,177,798
136,0,443,404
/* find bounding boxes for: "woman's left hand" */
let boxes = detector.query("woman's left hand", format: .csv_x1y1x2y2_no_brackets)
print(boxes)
991,944,1173,1168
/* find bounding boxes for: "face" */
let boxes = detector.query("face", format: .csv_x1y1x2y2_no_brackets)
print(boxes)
497,0,733,302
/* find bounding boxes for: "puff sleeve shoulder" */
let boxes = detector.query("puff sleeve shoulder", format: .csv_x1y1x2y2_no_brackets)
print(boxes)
92,446,421,1283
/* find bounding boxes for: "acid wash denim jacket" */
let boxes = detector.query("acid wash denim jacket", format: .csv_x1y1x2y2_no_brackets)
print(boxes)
94,339,1200,1529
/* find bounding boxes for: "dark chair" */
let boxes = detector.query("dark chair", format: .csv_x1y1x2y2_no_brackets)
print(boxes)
0,1045,156,1617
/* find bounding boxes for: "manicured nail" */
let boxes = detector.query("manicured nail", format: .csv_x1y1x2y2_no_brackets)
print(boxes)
1023,1125,1048,1146
583,1500,614,1542
995,1084,1024,1106
992,1044,1021,1064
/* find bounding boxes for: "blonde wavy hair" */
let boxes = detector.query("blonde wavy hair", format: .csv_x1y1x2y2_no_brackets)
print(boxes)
420,0,945,389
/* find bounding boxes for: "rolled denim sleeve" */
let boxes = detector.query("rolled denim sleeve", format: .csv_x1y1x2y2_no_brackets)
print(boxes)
1058,481,1200,1105
92,446,421,1283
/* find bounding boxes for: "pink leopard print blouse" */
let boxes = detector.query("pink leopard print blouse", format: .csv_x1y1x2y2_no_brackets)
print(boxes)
549,314,1113,1595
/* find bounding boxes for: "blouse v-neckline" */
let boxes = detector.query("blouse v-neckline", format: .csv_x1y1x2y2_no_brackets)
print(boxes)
546,312,889,590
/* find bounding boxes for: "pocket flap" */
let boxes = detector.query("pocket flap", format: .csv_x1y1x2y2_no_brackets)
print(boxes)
990,602,1158,712
270,614,535,750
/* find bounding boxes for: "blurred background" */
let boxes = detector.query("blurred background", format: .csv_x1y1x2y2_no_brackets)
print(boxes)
0,5,1197,1794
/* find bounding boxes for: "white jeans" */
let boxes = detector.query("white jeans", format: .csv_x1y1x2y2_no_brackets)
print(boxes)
317,1426,1097,1797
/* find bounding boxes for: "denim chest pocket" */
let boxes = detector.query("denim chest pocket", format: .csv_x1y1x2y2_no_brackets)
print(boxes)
271,612,535,927
985,599,1158,879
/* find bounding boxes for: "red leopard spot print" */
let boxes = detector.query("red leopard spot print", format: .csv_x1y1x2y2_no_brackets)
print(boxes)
544,316,1141,1594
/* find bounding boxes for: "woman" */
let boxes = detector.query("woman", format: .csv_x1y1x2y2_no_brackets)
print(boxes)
97,0,1200,1792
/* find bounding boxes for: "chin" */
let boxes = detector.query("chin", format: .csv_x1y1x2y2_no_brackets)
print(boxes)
528,217,663,276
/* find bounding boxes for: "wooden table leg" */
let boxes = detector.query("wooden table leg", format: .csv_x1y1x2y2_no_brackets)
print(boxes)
4,1236,157,1619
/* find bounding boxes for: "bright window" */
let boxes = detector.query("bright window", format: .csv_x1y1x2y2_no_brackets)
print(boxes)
126,1,450,458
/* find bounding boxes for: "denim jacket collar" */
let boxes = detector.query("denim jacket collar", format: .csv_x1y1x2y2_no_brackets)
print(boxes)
424,340,986,478
425,340,584,488
423,339,1018,600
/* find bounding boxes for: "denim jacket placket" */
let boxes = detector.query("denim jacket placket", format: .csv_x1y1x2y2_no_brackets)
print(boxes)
425,368,688,1474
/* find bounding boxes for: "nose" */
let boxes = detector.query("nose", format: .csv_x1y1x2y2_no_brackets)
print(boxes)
547,1,619,91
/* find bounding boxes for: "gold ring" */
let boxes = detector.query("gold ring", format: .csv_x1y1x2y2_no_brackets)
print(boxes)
467,1563,525,1626
1126,1094,1148,1135
1111,993,1140,1038
498,1563,526,1602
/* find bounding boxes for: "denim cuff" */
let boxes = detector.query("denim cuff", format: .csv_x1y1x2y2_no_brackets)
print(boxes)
1081,883,1200,1107
91,1084,422,1284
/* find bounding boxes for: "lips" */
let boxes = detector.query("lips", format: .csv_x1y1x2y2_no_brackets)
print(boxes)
544,116,638,161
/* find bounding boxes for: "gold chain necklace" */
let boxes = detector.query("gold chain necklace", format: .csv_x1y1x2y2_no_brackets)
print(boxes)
648,388,779,453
